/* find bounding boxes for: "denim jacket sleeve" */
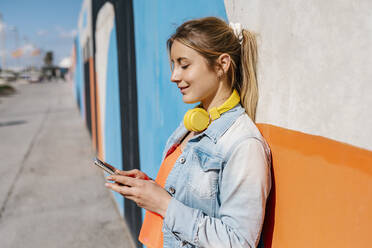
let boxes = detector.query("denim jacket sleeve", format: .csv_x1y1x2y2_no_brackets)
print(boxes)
163,137,271,247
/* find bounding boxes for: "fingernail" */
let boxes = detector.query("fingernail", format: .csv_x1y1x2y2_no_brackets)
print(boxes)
105,183,110,187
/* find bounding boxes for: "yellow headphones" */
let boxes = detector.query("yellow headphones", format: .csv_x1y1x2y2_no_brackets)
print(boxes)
183,89,240,132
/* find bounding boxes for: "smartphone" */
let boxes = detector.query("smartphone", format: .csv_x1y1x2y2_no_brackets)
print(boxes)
94,157,118,175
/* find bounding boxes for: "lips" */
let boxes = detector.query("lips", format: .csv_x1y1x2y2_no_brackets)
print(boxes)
178,85,189,94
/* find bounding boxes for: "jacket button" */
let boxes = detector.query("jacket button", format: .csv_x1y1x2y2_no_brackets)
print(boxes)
179,157,186,164
169,187,176,195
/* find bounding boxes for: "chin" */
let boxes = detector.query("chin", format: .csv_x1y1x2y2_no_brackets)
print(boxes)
182,95,200,104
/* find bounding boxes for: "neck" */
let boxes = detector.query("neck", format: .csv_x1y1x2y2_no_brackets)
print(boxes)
202,85,232,112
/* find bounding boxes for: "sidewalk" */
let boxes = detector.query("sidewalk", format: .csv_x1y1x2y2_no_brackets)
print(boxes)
0,80,136,248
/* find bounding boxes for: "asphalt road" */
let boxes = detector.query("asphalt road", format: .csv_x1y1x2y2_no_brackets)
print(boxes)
0,79,136,248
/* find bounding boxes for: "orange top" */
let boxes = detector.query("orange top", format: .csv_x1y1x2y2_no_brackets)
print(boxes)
138,144,182,248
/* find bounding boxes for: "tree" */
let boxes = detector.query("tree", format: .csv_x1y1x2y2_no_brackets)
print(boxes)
43,51,54,66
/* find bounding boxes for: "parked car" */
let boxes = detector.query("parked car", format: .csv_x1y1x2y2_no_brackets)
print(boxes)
0,71,17,82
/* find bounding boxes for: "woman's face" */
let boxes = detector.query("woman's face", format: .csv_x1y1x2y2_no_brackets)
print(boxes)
170,40,220,106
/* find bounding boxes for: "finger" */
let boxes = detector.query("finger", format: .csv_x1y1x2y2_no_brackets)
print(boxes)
114,169,129,176
107,175,141,187
115,169,138,177
105,182,134,196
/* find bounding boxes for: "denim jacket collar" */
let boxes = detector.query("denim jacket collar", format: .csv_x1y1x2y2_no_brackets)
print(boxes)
203,104,245,143
172,104,245,145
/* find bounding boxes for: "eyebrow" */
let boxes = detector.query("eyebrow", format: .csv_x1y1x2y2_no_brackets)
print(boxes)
171,57,189,63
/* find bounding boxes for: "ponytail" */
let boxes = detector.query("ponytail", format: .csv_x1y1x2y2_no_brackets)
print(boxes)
236,29,258,122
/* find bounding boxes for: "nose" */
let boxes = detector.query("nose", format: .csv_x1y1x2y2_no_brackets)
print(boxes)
170,68,181,83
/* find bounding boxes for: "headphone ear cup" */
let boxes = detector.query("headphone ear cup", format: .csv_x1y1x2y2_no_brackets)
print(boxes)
183,109,194,131
183,108,210,132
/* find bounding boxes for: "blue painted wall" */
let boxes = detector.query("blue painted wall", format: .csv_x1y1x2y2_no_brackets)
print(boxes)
74,0,229,239
132,0,228,221
74,36,85,118
103,22,124,214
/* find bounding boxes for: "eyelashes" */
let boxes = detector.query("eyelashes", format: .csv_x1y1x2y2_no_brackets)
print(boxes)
170,64,190,72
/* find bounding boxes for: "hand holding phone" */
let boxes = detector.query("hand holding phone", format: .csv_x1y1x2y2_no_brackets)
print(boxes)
93,157,118,175
94,158,131,187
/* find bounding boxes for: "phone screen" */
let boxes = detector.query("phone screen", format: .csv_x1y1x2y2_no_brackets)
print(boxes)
94,158,117,175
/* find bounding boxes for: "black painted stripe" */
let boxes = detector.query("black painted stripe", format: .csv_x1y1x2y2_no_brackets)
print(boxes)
83,60,92,135
91,1,142,247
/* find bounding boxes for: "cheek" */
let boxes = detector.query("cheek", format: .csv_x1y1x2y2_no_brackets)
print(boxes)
180,64,219,103
194,72,219,94
188,66,218,88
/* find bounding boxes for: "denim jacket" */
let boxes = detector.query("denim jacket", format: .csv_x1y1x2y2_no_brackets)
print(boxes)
161,104,272,248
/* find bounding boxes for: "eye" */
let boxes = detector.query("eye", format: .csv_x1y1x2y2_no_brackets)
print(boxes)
181,65,189,69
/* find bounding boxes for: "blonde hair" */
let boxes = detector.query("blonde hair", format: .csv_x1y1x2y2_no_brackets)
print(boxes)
167,16,258,122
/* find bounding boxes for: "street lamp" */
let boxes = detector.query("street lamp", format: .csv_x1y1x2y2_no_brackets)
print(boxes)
0,13,6,70
8,25,20,70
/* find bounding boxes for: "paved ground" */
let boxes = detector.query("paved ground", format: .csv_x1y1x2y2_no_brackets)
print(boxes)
0,79,136,248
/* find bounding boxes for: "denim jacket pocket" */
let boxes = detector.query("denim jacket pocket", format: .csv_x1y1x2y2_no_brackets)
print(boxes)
187,147,223,199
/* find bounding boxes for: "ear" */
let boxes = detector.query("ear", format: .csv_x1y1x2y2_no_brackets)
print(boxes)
215,53,231,76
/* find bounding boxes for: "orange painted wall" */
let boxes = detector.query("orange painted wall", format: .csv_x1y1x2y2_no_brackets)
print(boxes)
257,124,372,247
89,57,97,152
94,67,103,160
88,56,103,159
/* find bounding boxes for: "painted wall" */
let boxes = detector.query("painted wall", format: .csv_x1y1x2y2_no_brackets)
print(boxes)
132,1,227,245
73,37,84,117
258,123,372,247
77,0,92,125
224,0,372,151
95,1,123,215
132,0,227,200
222,1,372,245
71,0,372,246
76,0,125,215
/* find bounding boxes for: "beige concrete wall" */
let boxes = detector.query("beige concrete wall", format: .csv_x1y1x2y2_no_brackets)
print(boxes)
224,0,372,150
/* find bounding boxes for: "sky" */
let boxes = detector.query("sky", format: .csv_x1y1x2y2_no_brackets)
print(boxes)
0,0,82,70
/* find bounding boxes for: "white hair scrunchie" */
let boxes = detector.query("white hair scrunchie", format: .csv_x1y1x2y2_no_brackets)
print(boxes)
229,22,243,44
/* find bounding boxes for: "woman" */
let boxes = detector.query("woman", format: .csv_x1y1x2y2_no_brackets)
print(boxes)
105,16,271,248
